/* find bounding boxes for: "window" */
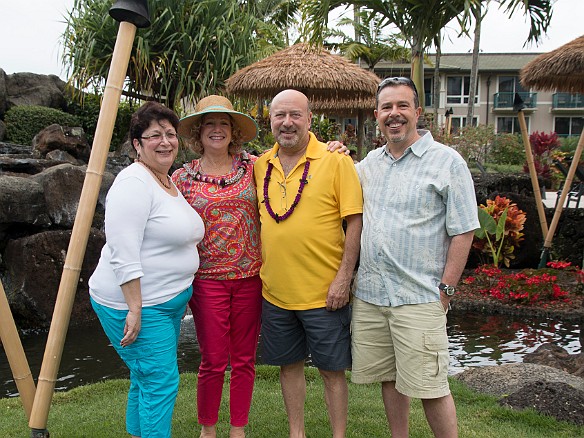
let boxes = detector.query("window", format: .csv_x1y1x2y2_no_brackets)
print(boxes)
424,77,434,107
496,116,529,134
446,76,478,104
451,116,478,134
555,117,583,137
498,76,527,94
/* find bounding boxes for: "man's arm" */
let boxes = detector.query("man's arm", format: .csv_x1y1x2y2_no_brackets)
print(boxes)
326,213,363,311
440,230,475,308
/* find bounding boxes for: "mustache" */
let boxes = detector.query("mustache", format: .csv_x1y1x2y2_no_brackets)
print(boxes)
385,117,407,125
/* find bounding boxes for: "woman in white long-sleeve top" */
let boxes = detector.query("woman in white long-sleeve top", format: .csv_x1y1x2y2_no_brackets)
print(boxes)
89,101,205,438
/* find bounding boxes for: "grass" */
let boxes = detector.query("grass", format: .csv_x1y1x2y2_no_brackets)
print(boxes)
0,366,581,437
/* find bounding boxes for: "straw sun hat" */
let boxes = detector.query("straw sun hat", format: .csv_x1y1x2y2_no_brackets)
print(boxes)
178,95,258,142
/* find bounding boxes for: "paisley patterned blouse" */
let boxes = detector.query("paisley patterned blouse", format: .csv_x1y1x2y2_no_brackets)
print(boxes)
171,152,261,280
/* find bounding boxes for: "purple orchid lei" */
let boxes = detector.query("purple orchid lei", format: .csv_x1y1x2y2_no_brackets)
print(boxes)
263,160,310,223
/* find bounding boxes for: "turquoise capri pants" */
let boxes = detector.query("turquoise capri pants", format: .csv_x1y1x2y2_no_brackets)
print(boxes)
91,286,192,438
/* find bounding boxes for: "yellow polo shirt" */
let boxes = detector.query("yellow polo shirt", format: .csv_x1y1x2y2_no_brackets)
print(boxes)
254,132,363,310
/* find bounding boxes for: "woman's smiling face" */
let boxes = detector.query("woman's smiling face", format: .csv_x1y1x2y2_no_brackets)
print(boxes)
134,119,179,173
200,113,233,153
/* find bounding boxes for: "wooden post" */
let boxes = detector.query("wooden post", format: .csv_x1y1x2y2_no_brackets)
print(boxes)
28,21,137,435
0,280,36,419
517,110,549,239
540,131,584,261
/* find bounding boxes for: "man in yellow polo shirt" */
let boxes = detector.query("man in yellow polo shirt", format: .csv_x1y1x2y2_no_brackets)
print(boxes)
254,89,363,438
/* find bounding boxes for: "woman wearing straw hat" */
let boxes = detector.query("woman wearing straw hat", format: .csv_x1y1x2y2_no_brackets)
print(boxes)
89,101,205,438
172,95,261,438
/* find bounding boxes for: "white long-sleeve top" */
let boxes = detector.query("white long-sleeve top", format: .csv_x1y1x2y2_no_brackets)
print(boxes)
89,163,205,310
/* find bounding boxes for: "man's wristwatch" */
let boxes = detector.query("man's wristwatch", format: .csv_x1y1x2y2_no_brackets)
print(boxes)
438,283,456,296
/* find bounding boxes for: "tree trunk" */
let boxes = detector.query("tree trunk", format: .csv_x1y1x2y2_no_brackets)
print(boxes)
411,37,425,113
433,33,442,129
356,109,365,159
466,5,482,127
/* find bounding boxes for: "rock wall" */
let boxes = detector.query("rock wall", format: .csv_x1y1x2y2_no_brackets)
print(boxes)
0,133,124,330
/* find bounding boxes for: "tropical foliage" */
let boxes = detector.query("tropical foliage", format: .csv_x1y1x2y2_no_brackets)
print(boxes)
62,0,284,110
462,262,580,306
473,196,526,268
304,0,554,111
325,10,410,71
523,131,561,180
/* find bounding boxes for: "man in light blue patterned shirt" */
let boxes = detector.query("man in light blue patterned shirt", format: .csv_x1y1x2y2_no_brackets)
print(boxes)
351,77,479,438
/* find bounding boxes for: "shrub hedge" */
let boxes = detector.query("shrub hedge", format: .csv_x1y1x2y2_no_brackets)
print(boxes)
66,95,134,151
5,105,80,146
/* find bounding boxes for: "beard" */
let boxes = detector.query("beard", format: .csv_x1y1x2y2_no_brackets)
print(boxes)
275,131,300,148
383,117,408,144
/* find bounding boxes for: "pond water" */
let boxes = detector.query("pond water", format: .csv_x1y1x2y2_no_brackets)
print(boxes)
1,311,581,398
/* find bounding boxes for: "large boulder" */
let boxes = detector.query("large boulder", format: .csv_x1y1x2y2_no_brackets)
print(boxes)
0,68,7,118
0,174,50,227
3,228,105,329
524,343,584,377
31,163,114,229
32,124,90,162
4,72,67,111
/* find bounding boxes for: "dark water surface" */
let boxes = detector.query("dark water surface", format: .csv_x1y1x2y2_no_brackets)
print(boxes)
1,311,581,398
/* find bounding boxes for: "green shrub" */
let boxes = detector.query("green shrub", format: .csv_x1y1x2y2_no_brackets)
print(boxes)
448,124,496,165
5,105,80,145
311,116,340,143
490,133,525,165
559,136,580,155
66,95,134,151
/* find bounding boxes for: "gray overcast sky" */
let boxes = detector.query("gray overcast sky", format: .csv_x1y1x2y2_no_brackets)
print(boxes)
0,0,582,80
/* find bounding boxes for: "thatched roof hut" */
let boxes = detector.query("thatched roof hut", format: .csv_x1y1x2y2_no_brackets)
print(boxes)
520,35,584,93
225,43,381,105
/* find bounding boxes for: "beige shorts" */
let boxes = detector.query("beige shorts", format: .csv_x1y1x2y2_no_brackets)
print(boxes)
351,297,450,399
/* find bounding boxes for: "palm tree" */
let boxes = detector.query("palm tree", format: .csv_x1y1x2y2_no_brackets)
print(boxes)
327,11,410,71
62,0,277,110
304,0,554,112
325,9,410,157
466,2,486,128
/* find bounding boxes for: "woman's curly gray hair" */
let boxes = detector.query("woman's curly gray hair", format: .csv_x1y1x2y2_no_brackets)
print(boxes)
185,115,244,155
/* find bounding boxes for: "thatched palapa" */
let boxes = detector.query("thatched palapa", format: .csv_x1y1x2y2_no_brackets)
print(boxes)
520,35,584,93
311,96,376,116
225,43,381,105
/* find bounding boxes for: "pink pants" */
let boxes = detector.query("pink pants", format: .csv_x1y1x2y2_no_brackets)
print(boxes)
189,275,262,427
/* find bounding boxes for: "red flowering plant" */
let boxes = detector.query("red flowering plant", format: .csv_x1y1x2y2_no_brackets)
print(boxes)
462,262,584,307
472,196,526,268
522,131,560,181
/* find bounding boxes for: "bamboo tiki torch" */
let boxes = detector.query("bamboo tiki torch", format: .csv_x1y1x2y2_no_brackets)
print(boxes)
28,2,150,436
0,280,36,419
514,93,549,240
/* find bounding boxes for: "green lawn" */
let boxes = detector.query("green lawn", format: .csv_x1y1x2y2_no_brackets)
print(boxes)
0,366,581,437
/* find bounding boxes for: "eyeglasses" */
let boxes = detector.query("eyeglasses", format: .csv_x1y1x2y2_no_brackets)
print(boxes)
140,132,178,142
377,77,418,95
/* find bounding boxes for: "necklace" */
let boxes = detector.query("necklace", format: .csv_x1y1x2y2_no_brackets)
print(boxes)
263,160,310,223
137,160,172,189
183,153,249,187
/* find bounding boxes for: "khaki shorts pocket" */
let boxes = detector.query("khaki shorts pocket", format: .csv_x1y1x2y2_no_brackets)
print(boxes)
423,331,449,380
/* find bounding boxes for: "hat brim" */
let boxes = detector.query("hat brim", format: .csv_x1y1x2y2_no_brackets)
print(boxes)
178,108,258,143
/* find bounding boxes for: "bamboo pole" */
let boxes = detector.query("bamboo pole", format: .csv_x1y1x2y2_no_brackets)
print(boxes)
28,21,137,434
539,131,584,266
0,279,36,419
517,110,549,239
